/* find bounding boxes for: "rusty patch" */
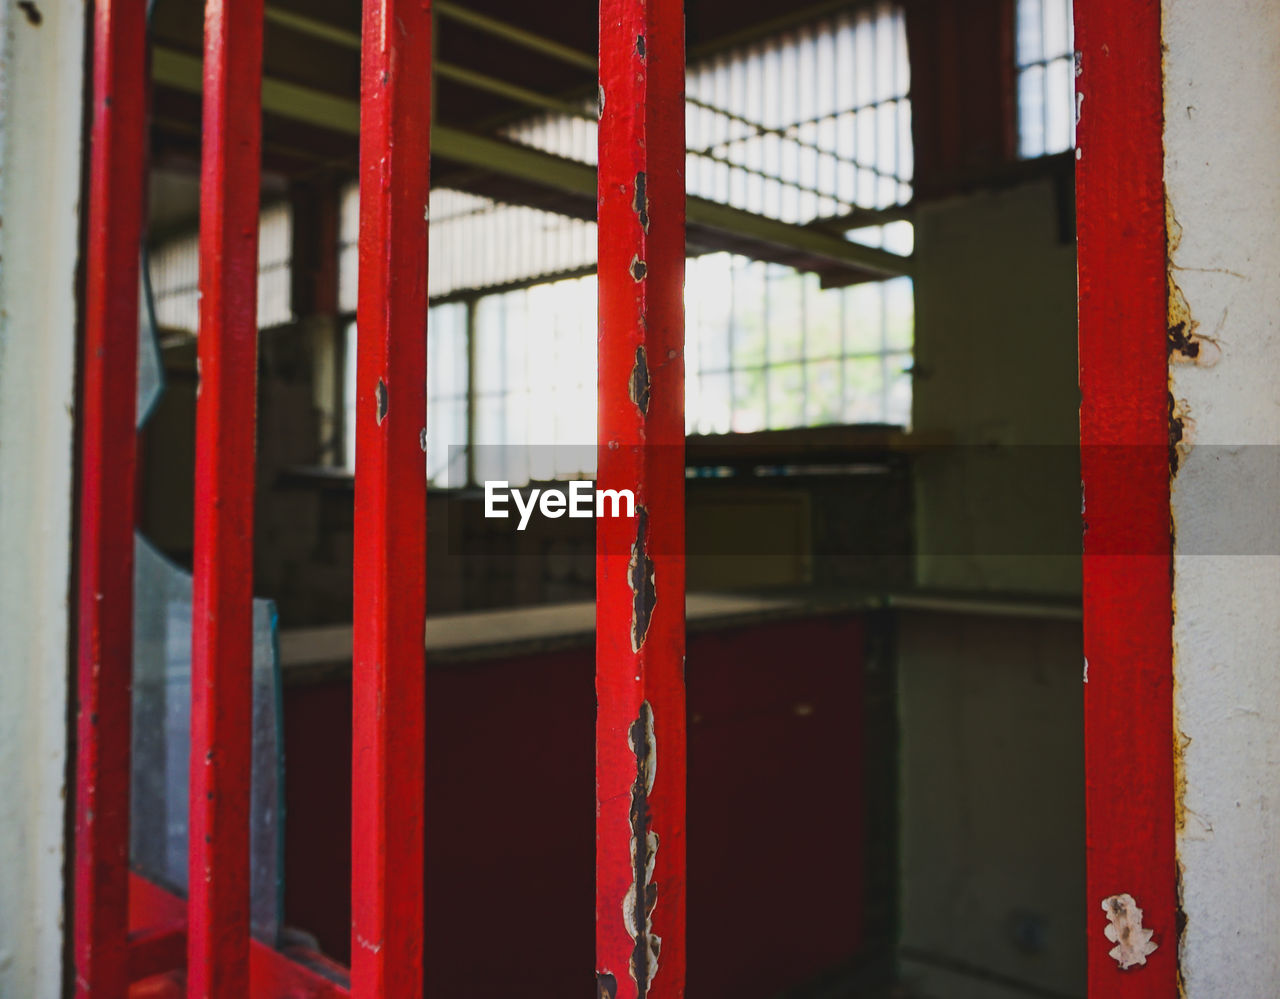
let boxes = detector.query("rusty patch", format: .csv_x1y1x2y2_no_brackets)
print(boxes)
636,34,646,58
596,971,618,999
1101,893,1158,969
376,378,388,425
629,346,651,415
1168,275,1221,368
629,507,656,651
1175,863,1189,998
1168,395,1194,474
630,255,647,281
633,172,650,233
624,701,660,997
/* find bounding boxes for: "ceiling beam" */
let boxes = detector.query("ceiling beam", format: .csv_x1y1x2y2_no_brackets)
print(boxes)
151,46,912,279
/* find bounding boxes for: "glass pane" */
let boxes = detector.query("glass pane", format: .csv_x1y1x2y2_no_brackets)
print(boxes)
1045,57,1075,154
807,358,843,425
137,249,165,428
884,352,913,427
1017,0,1044,65
842,357,886,424
1043,0,1072,61
884,277,915,351
694,370,732,435
767,362,805,428
1018,64,1047,159
131,533,282,943
732,368,767,433
766,267,805,364
845,282,886,354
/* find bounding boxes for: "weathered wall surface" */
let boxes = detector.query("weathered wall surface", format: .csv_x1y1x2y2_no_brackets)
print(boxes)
897,608,1085,999
912,176,1081,597
899,176,1085,997
0,1,86,995
1165,0,1280,993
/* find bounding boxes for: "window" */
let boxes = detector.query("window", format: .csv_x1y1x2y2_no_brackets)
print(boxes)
337,6,915,485
148,202,294,333
341,304,469,485
1016,0,1076,158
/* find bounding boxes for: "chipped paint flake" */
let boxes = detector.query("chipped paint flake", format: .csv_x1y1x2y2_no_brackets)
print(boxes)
633,172,650,233
629,345,651,414
1101,893,1158,969
628,507,656,651
624,702,660,996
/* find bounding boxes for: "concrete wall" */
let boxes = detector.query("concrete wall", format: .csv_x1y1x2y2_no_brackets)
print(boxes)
897,176,1085,996
912,175,1081,597
1165,0,1280,993
0,1,86,995
897,608,1085,999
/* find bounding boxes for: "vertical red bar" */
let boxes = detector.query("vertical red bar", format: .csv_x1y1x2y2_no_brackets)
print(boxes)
188,0,264,995
351,1,432,996
75,1,148,994
1076,0,1177,995
595,0,687,995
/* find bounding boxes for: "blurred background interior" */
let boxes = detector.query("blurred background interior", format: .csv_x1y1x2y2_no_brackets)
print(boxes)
132,1,1084,996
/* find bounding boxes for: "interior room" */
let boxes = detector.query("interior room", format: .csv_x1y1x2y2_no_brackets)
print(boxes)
129,1,1082,995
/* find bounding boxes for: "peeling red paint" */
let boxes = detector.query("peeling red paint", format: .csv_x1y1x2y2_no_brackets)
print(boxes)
596,0,687,993
1076,0,1178,995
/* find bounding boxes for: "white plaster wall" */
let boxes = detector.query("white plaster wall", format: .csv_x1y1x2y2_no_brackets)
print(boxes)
1165,0,1280,993
0,0,86,995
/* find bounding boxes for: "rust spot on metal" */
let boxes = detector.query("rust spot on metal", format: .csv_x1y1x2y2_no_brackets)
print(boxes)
629,346,651,415
624,701,660,997
629,507,656,652
1101,893,1158,969
633,172,650,233
636,34,646,58
596,971,618,999
630,255,647,281
376,378,388,425
17,1,41,25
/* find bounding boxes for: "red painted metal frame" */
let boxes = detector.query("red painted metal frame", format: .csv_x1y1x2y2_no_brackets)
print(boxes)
75,1,149,993
188,0,265,994
127,874,351,998
1076,0,1177,995
595,0,687,996
350,1,432,996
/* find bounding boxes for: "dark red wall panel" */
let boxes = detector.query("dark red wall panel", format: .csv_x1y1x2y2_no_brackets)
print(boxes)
283,615,865,997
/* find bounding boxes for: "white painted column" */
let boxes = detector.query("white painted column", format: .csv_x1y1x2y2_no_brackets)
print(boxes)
0,0,86,995
1165,0,1280,993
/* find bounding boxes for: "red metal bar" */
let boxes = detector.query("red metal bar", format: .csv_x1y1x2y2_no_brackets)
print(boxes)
75,1,149,993
595,0,687,995
188,0,264,994
1076,0,1177,995
350,1,432,995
